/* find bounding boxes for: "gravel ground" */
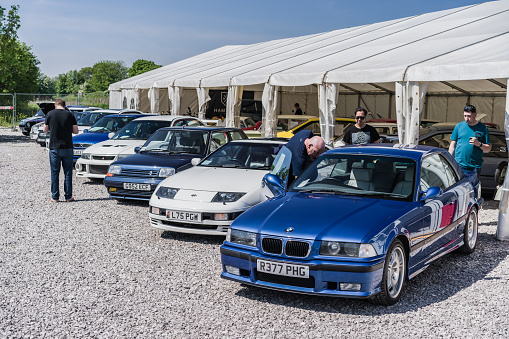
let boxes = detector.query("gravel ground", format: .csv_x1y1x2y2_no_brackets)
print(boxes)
1,128,508,338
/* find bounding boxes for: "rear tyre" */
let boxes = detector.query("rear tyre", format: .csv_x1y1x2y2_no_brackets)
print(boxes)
458,207,478,254
372,239,406,306
494,162,507,186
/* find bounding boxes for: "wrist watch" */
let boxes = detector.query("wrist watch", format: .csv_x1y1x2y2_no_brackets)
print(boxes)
479,142,483,148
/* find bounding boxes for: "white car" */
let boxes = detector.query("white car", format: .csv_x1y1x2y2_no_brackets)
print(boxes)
75,115,204,179
148,138,287,236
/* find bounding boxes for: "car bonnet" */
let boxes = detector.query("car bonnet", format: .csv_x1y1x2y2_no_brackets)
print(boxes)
235,192,411,242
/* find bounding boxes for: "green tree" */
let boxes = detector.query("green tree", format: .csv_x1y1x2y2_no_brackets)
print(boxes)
38,73,56,94
0,5,40,93
88,60,128,92
128,59,161,77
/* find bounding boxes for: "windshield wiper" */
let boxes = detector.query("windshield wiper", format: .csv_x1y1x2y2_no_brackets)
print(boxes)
297,189,352,195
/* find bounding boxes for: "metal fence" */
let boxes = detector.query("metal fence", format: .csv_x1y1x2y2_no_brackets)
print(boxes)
0,93,109,129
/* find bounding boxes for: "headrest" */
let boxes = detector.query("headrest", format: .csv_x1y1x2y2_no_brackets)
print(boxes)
180,137,193,146
350,168,373,182
375,161,395,173
405,168,414,181
351,162,364,169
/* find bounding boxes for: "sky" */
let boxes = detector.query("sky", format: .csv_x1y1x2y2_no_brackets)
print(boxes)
3,0,486,78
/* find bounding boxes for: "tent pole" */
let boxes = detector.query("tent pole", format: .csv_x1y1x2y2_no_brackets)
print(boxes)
496,80,509,241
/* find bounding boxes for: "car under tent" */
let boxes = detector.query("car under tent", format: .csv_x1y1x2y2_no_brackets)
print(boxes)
108,0,509,148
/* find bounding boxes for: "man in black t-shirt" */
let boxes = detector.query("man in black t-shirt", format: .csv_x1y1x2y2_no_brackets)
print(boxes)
294,103,303,115
43,99,79,202
343,107,380,145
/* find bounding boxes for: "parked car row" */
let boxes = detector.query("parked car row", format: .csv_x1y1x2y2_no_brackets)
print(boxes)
24,110,492,306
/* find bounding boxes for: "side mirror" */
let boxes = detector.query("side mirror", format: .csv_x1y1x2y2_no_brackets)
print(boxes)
108,132,115,139
421,186,443,201
83,129,88,133
191,158,201,166
134,146,141,153
261,173,285,198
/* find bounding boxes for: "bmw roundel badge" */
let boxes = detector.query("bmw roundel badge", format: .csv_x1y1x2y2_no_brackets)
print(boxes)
285,227,294,233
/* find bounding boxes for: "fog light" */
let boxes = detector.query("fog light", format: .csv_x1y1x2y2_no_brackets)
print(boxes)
225,265,240,276
75,163,81,171
214,213,229,221
152,207,160,214
109,187,117,192
340,283,361,291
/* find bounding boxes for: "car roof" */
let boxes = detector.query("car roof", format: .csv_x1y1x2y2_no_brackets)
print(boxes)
327,143,438,161
157,126,242,132
133,115,201,122
229,138,288,145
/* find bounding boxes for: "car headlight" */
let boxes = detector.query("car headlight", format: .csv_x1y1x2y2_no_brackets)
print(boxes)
115,153,131,161
226,228,257,247
211,192,245,203
155,187,179,199
108,165,121,175
159,167,175,177
81,153,91,160
319,242,377,258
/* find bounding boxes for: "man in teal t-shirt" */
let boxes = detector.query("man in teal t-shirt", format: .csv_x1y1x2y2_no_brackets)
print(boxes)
449,105,492,181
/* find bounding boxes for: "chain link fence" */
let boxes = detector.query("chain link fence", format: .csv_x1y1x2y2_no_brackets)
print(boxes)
0,93,109,129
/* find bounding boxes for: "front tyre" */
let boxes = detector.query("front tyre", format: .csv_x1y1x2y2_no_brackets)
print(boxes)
372,239,406,306
458,207,478,254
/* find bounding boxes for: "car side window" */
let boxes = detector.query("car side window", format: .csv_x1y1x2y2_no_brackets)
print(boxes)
439,155,458,187
230,131,246,140
210,132,227,152
420,154,450,191
420,133,452,149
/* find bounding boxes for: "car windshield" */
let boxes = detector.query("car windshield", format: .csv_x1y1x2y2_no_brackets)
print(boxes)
200,142,281,170
78,112,105,126
88,116,135,133
290,154,416,201
112,120,172,140
35,110,44,117
73,112,86,122
141,129,209,155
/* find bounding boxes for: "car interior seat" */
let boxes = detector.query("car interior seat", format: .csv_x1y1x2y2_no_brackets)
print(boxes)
249,150,269,168
373,161,396,192
345,167,374,190
392,168,414,196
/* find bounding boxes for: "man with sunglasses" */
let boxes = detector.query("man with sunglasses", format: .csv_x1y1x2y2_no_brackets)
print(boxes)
449,105,491,182
343,107,380,145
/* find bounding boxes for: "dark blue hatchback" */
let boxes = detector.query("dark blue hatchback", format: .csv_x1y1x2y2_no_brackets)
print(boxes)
104,126,247,201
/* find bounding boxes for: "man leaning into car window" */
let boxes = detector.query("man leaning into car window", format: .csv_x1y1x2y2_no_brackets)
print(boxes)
448,105,491,183
285,130,325,186
43,99,79,203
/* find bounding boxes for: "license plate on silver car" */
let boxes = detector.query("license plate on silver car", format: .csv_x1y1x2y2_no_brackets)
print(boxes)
123,183,151,191
257,259,309,278
166,210,202,222
73,150,83,156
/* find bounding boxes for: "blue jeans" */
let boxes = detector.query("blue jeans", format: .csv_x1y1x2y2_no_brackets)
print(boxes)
49,148,74,200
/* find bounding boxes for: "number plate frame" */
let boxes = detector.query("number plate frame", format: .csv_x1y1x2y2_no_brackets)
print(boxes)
257,259,309,278
123,182,151,191
166,210,202,222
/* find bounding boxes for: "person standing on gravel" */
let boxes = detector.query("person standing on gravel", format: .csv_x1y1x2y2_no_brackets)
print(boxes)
43,99,79,202
448,105,491,183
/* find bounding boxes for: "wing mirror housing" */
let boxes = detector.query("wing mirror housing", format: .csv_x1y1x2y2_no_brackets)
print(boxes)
421,186,443,201
108,132,115,139
191,158,201,166
261,173,285,198
134,146,141,153
83,129,88,133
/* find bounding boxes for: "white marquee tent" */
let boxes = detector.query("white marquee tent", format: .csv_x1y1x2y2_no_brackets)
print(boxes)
109,0,509,146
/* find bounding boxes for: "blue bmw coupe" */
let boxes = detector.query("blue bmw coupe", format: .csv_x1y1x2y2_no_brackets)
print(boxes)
220,144,482,305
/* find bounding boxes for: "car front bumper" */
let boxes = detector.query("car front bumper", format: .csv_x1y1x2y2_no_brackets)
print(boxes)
75,158,114,179
148,200,248,235
220,244,385,298
104,175,163,201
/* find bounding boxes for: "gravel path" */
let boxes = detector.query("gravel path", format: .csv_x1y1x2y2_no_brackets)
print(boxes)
1,128,508,338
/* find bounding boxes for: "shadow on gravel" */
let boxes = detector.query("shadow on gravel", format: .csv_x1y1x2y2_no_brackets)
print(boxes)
72,197,111,202
481,199,500,211
161,231,224,245
0,133,31,144
81,179,104,185
234,230,509,315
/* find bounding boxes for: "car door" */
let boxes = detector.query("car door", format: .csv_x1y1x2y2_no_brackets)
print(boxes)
418,153,463,263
